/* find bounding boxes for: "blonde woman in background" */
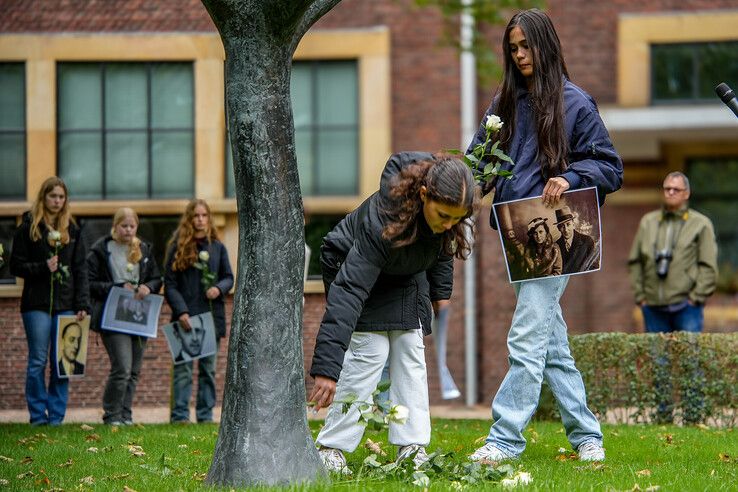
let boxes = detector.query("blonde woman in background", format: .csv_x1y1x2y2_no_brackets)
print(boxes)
87,207,162,425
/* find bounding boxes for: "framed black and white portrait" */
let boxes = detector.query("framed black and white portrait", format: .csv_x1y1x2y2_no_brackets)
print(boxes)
162,312,217,365
101,286,164,338
55,315,90,379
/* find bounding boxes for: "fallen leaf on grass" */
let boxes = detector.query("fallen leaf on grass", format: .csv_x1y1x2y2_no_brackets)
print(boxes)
178,444,188,449
192,472,207,481
58,458,73,467
661,434,673,445
20,456,33,465
0,456,13,462
645,486,660,491
0,478,8,485
123,486,139,492
718,453,731,463
636,469,651,477
87,447,98,453
696,424,710,431
191,449,202,455
85,433,101,442
364,438,387,456
16,471,34,479
80,424,94,431
105,473,130,481
127,445,145,457
111,426,119,433
79,476,94,485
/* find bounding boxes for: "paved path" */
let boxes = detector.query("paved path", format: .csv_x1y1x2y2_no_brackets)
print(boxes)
0,404,490,424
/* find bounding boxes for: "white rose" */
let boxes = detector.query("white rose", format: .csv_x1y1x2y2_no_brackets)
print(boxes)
485,114,504,132
48,230,61,241
198,251,210,262
386,404,409,425
126,263,135,272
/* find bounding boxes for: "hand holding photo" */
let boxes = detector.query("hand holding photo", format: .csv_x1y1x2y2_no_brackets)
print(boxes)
493,187,602,283
162,312,217,365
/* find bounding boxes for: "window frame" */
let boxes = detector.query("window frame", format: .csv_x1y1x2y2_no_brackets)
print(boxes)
0,62,27,202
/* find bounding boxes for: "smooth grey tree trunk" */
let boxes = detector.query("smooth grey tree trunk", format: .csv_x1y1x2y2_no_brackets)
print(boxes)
200,0,341,486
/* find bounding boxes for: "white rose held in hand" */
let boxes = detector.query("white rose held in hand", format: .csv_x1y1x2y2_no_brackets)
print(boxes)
48,230,61,243
198,250,210,262
126,262,134,273
485,114,504,132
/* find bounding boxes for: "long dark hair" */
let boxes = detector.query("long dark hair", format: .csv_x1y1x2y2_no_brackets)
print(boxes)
498,8,569,180
381,154,477,259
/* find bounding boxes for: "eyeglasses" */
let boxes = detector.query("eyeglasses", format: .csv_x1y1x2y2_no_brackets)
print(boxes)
663,187,686,194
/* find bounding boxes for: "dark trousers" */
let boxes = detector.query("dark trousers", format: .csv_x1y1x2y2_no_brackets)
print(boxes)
101,331,147,424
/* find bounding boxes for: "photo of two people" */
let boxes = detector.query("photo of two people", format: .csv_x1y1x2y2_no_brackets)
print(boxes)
493,187,602,283
162,312,217,364
55,315,90,379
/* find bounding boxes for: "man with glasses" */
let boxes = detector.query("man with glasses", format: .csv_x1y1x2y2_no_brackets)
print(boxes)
627,171,717,423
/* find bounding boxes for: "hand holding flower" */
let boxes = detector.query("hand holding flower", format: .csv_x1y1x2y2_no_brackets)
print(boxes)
194,250,218,311
449,113,514,188
47,255,59,272
205,286,221,300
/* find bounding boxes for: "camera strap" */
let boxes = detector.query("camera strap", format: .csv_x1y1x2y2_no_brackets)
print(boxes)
654,211,686,256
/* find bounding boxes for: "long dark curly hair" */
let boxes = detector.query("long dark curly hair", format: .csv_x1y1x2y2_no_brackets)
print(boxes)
381,154,477,259
497,8,569,180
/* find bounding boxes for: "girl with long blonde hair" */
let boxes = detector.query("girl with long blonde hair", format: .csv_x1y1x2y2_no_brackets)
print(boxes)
10,176,89,425
87,207,162,425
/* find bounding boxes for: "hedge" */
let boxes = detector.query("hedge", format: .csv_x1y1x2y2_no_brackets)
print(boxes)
534,332,738,426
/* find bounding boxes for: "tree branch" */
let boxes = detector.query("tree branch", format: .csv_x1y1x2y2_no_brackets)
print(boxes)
290,0,343,54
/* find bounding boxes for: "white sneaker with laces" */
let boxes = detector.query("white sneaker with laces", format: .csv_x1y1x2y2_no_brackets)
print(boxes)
469,442,516,463
577,441,605,461
396,444,429,469
318,447,351,475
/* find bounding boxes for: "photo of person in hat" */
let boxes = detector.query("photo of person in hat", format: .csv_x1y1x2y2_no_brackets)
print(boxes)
554,205,597,274
522,217,561,278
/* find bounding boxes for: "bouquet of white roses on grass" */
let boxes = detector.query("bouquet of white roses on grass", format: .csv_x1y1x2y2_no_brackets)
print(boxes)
47,229,70,316
193,250,216,312
451,114,514,188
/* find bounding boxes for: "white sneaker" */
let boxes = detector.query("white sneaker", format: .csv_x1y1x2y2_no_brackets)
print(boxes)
577,441,605,461
396,444,429,469
469,442,516,463
318,447,351,475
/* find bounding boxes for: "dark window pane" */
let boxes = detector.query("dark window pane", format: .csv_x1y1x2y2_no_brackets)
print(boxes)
0,134,25,200
151,131,193,198
304,214,344,278
151,63,193,129
652,44,693,101
58,64,102,130
106,131,148,198
0,63,25,201
58,132,103,200
0,217,17,284
105,64,147,129
0,63,25,130
698,43,738,99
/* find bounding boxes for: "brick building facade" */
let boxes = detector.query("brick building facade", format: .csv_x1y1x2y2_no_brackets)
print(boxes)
1,0,737,417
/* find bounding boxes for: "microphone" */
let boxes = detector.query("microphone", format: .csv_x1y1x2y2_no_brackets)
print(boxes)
715,82,738,118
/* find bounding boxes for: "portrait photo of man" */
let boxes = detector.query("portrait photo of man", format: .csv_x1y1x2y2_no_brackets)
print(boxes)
114,297,149,326
554,205,598,274
162,312,217,365
56,317,89,378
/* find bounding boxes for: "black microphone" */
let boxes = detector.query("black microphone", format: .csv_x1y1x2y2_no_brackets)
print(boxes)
715,82,738,118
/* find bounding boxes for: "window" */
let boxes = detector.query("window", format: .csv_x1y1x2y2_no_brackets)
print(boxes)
687,157,738,285
226,60,359,197
0,218,17,284
0,63,26,201
305,214,343,278
57,62,194,200
78,215,179,272
651,42,738,103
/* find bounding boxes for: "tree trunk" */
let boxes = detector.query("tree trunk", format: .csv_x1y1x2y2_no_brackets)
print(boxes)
200,0,341,486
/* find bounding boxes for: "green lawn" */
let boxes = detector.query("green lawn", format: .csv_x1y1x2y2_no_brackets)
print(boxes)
0,419,735,491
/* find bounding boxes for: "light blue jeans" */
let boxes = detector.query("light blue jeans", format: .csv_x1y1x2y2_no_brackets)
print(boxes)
170,339,219,423
22,310,73,425
486,276,602,456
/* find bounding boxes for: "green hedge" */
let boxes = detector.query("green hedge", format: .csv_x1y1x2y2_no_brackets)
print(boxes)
534,332,738,426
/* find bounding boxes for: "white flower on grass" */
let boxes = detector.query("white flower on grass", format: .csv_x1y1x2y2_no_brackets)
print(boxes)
485,114,504,132
501,471,533,488
198,250,210,262
48,230,61,242
386,404,409,425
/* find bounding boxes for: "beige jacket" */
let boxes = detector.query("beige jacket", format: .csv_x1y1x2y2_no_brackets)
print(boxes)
628,207,717,306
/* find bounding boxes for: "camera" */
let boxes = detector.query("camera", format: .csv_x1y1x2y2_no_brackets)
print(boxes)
655,249,672,279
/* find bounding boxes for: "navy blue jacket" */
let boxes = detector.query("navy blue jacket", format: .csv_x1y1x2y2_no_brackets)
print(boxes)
164,239,234,339
87,236,163,332
310,152,454,382
468,80,623,227
10,212,90,314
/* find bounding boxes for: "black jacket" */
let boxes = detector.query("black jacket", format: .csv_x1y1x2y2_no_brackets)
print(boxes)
87,236,163,332
10,212,90,314
164,239,234,339
310,152,454,382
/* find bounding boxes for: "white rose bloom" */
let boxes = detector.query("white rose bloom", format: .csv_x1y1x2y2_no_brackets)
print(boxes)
48,230,61,241
126,263,135,272
199,251,210,262
485,114,504,132
386,404,409,424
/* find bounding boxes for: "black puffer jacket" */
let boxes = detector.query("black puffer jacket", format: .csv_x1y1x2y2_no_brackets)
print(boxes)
87,236,163,332
164,239,234,339
310,152,454,382
10,212,90,314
